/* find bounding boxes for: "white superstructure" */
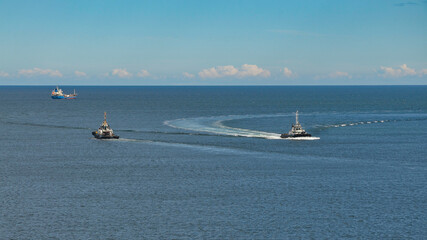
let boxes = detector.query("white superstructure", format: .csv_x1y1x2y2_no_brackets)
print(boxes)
288,111,307,135
92,112,119,139
281,110,311,138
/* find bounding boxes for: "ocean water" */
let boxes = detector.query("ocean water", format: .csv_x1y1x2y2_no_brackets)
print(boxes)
0,86,426,239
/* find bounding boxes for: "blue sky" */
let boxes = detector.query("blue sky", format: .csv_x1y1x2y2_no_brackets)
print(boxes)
0,0,426,85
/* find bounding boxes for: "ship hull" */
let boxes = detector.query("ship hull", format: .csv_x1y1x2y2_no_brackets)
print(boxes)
51,95,65,99
51,95,76,99
280,133,312,138
92,131,119,139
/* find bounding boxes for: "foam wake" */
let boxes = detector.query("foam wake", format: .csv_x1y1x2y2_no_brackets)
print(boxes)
165,115,280,139
314,115,427,131
323,120,389,128
165,114,319,140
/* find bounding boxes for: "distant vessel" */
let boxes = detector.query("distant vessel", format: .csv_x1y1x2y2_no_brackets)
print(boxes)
92,112,120,139
51,86,77,99
280,111,312,138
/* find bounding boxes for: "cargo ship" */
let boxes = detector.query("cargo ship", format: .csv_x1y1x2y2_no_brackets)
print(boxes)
51,86,77,99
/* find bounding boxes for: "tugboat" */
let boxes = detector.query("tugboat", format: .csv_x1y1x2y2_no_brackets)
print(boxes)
51,86,77,99
280,110,312,138
92,112,120,139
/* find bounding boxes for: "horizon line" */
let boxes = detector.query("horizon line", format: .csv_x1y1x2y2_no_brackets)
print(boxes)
1,84,427,87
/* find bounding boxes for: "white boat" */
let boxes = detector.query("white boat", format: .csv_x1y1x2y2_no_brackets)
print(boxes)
92,112,119,139
280,111,312,138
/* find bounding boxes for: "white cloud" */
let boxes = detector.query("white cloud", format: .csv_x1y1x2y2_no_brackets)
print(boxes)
110,68,132,78
379,64,417,78
315,71,352,80
400,64,417,75
19,68,63,77
237,64,271,78
198,64,270,78
137,69,150,78
329,71,352,79
199,65,238,78
183,72,195,78
419,69,427,76
282,67,294,78
74,70,87,77
0,71,10,77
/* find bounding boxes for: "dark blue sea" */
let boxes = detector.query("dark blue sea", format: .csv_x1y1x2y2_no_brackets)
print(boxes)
1,86,426,239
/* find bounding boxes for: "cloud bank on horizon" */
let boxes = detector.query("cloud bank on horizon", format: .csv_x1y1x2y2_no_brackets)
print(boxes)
198,64,270,79
18,68,63,78
2,64,426,82
0,0,425,85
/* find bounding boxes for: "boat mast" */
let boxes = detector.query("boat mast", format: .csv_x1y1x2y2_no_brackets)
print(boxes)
296,110,299,124
104,112,107,121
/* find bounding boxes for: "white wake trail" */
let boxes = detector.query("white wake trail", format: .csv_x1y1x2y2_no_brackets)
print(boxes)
164,114,319,140
325,119,390,128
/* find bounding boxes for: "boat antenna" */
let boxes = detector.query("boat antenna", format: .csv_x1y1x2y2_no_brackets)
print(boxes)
296,110,299,124
104,112,107,121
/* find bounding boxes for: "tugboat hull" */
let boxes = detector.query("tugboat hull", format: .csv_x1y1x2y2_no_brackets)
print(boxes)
280,133,311,138
92,131,119,139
